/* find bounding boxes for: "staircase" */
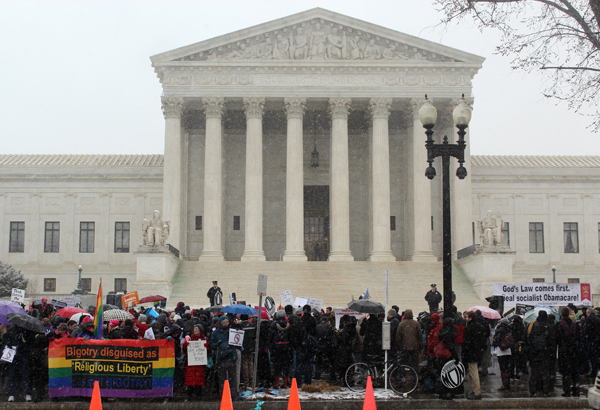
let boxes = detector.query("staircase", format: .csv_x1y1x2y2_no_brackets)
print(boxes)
169,261,485,312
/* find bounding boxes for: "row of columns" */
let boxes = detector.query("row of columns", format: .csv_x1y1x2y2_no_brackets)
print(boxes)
161,96,450,262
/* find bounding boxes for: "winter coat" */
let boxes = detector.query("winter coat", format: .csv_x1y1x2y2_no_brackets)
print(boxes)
122,325,139,340
438,322,458,358
396,310,423,352
269,317,291,347
556,317,579,373
582,313,600,345
426,314,443,357
206,286,222,306
462,319,487,363
360,315,383,357
106,327,123,340
315,321,335,355
388,316,400,354
527,319,555,363
335,318,356,371
209,317,237,362
424,290,442,309
287,313,303,348
183,334,207,386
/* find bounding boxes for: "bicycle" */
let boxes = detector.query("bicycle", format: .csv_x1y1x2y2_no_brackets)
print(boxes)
345,355,418,396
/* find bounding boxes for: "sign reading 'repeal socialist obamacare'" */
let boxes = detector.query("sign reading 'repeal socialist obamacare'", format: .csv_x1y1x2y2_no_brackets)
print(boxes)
48,339,174,398
492,283,592,307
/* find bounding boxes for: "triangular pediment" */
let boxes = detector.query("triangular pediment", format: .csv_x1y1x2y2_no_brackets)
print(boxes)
151,8,484,66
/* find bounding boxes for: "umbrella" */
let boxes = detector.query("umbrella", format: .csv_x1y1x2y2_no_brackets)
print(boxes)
71,312,92,324
220,305,259,316
5,313,46,333
104,304,120,311
56,307,89,318
139,295,166,304
0,301,26,325
524,307,560,324
103,309,134,322
206,305,223,313
347,300,385,314
469,306,501,320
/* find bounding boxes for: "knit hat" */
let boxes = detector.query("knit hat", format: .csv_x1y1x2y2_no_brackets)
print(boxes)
388,309,396,316
173,315,181,321
499,317,510,325
109,320,120,329
82,317,95,328
138,314,147,323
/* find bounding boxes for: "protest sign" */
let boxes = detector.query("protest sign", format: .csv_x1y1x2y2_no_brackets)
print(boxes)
229,329,245,347
294,297,308,307
10,288,25,304
515,303,536,316
52,299,67,309
493,283,592,306
63,296,80,307
0,346,16,363
332,308,365,329
280,290,294,307
48,339,174,398
187,341,207,366
306,298,323,311
229,292,237,305
121,292,139,308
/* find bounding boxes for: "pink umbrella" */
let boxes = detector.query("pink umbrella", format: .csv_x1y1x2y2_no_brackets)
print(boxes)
469,305,501,319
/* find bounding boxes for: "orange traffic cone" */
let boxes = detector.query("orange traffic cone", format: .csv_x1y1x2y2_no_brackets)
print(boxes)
220,379,234,410
363,376,377,410
287,378,301,410
89,381,102,410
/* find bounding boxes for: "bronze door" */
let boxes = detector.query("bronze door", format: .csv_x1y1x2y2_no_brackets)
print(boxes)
304,186,329,261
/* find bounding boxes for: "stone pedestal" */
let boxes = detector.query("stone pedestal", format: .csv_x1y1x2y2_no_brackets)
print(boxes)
134,247,180,299
456,249,516,299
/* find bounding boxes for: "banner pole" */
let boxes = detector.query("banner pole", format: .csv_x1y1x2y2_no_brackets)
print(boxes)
252,294,263,395
384,270,388,391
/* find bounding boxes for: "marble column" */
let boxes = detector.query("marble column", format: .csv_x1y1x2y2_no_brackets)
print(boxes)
513,194,526,265
27,193,42,264
200,97,225,261
450,97,474,257
547,194,560,266
368,98,395,261
63,193,76,264
241,97,266,261
328,97,353,261
98,193,111,265
408,99,436,261
161,97,184,252
582,194,594,265
283,97,307,261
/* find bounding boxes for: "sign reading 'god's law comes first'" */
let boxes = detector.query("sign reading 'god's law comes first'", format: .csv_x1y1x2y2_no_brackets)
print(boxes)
48,339,174,398
492,283,592,307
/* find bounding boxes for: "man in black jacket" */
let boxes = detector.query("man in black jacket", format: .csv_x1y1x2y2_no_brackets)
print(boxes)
295,305,317,385
528,310,555,397
206,281,222,306
425,284,442,313
463,311,487,400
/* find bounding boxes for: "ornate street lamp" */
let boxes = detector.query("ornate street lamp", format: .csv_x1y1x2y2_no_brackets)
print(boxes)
552,265,557,283
72,264,87,295
419,94,471,315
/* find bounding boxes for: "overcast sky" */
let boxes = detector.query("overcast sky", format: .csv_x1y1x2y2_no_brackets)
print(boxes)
0,0,597,156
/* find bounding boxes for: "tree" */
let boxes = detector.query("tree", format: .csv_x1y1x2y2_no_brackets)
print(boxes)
0,261,28,297
434,0,600,129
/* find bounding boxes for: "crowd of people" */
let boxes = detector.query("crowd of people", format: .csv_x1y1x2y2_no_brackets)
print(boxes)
0,293,597,403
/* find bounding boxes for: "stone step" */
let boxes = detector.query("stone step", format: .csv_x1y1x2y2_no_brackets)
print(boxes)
169,261,485,312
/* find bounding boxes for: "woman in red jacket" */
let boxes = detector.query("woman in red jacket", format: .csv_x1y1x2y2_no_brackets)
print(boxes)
183,325,207,400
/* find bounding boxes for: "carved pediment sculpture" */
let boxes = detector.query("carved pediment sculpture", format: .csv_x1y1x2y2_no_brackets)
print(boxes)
173,19,461,63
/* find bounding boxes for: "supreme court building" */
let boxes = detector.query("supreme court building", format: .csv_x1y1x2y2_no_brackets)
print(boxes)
1,9,600,309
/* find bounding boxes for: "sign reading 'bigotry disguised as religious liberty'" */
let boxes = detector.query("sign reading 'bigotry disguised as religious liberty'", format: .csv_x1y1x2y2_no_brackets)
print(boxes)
492,283,592,307
48,339,174,398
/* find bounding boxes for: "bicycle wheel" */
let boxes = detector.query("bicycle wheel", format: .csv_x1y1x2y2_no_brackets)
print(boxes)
345,363,373,392
389,365,418,395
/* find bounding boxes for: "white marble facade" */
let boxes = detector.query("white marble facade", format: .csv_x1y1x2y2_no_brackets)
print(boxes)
1,9,600,299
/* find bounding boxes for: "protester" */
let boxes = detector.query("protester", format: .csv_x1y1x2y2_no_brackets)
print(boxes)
556,307,581,397
527,310,555,397
295,305,317,386
183,325,207,399
210,316,237,399
493,317,513,392
3,324,35,402
462,311,486,400
396,309,422,368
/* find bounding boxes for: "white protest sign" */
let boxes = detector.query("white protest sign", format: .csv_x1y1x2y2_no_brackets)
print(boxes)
0,346,17,363
63,296,80,307
294,297,308,307
257,274,268,297
187,341,208,366
229,329,245,347
306,298,323,311
333,308,366,329
493,283,592,306
280,290,294,307
10,288,25,304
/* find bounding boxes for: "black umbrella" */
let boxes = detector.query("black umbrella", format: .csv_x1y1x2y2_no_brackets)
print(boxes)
206,305,223,313
347,300,385,314
104,304,120,311
5,313,46,334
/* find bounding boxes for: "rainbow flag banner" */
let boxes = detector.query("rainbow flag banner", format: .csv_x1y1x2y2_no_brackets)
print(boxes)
48,338,174,398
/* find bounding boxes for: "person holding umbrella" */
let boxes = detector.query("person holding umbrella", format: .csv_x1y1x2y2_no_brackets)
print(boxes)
3,324,36,402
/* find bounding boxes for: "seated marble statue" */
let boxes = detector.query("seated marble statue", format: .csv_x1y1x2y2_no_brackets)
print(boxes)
476,210,504,247
142,210,170,246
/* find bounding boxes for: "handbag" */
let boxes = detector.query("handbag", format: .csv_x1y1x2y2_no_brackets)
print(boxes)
433,342,451,360
498,332,515,351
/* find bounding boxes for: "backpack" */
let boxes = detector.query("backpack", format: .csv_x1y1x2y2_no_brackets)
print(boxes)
530,326,548,352
498,332,515,351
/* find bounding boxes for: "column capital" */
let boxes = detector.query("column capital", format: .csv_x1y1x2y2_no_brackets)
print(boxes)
369,97,392,120
161,97,184,119
243,97,265,119
284,97,306,119
452,96,474,110
202,97,225,118
328,97,351,119
409,97,428,117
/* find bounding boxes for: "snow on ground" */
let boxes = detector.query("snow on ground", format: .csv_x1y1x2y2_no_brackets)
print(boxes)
242,387,405,401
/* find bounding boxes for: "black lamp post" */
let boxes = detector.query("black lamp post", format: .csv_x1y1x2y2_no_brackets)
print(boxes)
72,264,87,295
552,265,556,283
419,95,472,316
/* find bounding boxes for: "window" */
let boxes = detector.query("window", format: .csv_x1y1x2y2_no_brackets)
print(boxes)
195,216,202,230
114,278,127,293
114,222,130,253
81,278,92,292
568,278,580,284
233,216,240,231
564,222,579,253
9,222,25,253
529,222,544,253
502,222,510,247
44,222,60,253
44,278,56,292
390,216,396,231
533,278,545,283
79,222,95,253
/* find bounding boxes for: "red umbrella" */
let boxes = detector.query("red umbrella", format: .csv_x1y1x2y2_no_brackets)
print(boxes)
469,305,501,319
138,295,166,304
56,307,90,318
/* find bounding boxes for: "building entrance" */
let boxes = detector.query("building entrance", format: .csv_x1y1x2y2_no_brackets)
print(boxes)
304,186,329,261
